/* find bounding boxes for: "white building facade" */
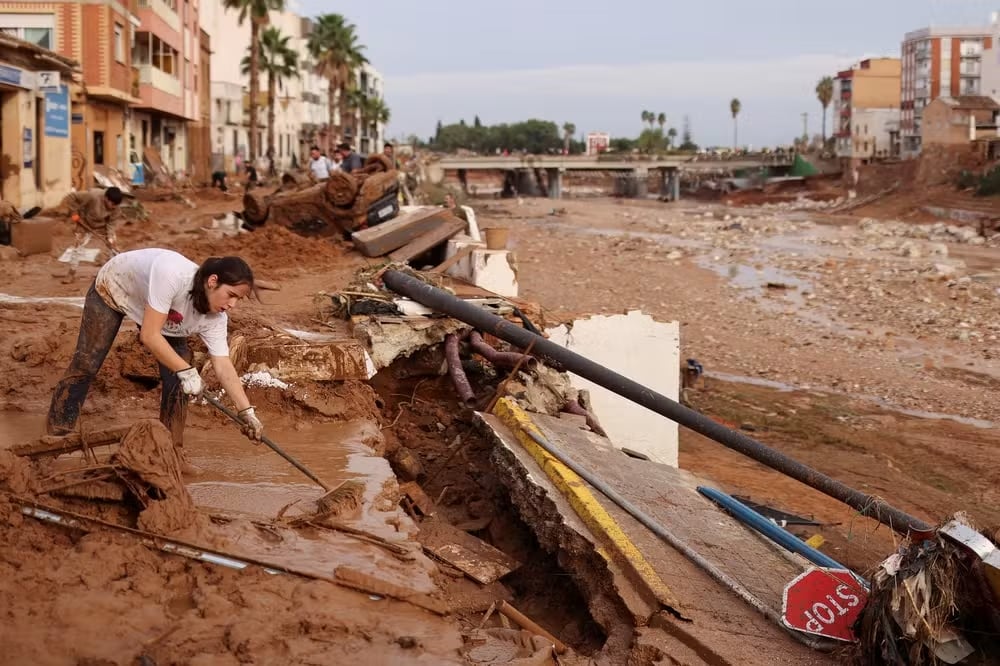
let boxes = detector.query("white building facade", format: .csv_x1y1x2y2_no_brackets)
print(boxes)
200,1,383,174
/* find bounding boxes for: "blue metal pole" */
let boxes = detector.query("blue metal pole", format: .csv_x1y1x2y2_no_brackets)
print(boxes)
697,486,848,571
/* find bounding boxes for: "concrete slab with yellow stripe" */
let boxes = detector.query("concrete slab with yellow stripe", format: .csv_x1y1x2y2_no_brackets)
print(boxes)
479,398,831,665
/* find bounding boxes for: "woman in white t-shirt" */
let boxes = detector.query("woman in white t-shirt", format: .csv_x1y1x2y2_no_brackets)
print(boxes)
46,249,264,463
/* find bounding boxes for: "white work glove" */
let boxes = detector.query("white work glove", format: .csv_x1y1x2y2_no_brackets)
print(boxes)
238,406,264,442
176,367,204,396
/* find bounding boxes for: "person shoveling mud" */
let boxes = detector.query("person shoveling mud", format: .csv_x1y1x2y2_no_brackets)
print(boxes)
46,248,264,473
50,186,125,282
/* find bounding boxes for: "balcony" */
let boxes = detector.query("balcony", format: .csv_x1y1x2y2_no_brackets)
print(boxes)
138,64,181,97
138,0,181,33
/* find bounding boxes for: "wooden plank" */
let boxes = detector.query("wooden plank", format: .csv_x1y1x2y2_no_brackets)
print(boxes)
351,207,452,257
420,518,520,584
388,218,466,263
429,244,476,274
13,426,131,458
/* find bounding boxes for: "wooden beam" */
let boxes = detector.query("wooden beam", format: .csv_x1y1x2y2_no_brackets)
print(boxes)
13,425,131,458
351,207,451,257
429,244,476,274
388,218,466,264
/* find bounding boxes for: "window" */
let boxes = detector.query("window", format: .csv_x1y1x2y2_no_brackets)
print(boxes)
114,24,124,62
94,131,105,166
0,13,55,49
138,33,179,78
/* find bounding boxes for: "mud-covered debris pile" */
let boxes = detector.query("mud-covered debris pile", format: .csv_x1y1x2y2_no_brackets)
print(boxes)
113,419,209,535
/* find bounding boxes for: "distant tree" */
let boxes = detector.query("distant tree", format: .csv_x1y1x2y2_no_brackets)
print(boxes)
561,122,576,154
640,110,650,128
459,118,466,127
667,127,677,148
815,76,834,142
637,128,666,154
433,118,562,154
657,112,666,131
679,115,698,151
730,98,742,149
434,120,443,142
610,137,636,152
474,115,482,128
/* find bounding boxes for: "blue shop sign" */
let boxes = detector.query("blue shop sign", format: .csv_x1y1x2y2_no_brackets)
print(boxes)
44,84,69,138
0,63,23,87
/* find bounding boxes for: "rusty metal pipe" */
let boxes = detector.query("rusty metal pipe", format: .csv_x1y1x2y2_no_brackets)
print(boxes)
562,400,607,437
469,331,538,371
444,333,476,407
383,270,931,535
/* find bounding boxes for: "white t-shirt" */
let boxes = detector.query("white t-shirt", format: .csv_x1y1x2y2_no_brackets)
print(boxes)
309,156,334,180
96,248,230,356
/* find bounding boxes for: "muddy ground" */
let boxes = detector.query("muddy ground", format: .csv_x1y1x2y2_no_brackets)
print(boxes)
1,182,999,664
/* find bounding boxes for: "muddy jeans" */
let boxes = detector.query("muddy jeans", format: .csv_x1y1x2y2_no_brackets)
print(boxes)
46,282,192,444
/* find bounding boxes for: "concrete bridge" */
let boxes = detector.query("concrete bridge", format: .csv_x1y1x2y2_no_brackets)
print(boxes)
437,154,792,199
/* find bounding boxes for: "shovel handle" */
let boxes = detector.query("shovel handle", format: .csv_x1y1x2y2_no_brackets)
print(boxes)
202,392,331,491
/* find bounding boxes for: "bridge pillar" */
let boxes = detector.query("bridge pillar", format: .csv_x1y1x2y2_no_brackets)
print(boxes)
546,168,562,199
515,169,540,196
671,169,680,201
632,167,648,198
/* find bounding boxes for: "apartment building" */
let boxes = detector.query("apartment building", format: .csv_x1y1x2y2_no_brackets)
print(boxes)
832,58,901,163
901,26,992,157
200,0,383,173
0,1,142,188
347,62,384,156
0,31,79,207
131,0,202,174
977,13,1000,103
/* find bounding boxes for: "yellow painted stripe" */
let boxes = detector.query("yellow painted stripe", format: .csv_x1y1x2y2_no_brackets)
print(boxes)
493,398,681,612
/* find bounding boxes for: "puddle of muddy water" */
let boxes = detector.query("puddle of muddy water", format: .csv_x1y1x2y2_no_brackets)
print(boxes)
184,420,387,519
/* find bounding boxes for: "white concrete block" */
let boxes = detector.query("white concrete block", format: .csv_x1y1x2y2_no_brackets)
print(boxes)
546,311,680,466
444,236,486,281
469,249,518,297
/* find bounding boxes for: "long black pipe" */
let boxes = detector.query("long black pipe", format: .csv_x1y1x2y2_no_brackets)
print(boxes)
383,270,931,534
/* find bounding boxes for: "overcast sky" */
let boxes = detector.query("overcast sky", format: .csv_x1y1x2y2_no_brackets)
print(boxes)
294,0,998,147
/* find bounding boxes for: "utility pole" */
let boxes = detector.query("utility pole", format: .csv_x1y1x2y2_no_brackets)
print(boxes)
801,112,809,143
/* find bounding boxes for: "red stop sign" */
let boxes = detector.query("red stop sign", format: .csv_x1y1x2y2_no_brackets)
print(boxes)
782,568,868,642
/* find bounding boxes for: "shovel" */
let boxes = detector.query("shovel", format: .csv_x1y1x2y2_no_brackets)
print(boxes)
203,392,348,516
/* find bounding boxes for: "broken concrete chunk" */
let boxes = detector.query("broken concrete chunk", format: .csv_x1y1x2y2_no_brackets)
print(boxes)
546,311,680,467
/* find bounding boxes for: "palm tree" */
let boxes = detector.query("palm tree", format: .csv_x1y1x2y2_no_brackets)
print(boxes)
223,0,285,162
640,110,650,128
815,76,834,143
646,110,656,130
657,112,666,131
242,27,299,170
364,95,390,145
562,122,576,154
307,14,368,144
345,85,367,132
667,127,678,149
730,98,742,150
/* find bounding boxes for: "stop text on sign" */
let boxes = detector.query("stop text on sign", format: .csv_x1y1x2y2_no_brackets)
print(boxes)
801,583,861,633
